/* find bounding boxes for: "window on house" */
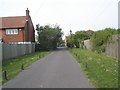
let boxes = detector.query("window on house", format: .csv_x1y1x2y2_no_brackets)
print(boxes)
6,29,18,35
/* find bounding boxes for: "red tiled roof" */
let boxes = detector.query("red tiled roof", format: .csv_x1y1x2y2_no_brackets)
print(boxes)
0,16,27,29
85,30,94,32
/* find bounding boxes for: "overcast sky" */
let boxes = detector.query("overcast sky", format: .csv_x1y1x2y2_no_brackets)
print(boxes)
0,0,119,39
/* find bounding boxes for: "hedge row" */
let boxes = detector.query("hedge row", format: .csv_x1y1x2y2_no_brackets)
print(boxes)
90,28,119,53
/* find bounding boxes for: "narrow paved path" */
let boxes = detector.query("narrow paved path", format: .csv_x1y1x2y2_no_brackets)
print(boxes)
3,48,93,88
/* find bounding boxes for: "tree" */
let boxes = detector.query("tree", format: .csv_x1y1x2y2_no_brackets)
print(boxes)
91,28,118,53
74,31,90,47
66,35,74,48
66,31,90,48
36,24,63,50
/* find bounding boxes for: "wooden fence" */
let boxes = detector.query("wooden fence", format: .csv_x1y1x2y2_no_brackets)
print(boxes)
0,43,35,60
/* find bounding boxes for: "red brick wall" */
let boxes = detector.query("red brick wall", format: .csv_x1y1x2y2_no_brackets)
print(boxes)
2,29,24,42
1,11,35,43
1,23,35,43
0,30,2,39
26,16,35,42
1,17,35,43
29,18,35,42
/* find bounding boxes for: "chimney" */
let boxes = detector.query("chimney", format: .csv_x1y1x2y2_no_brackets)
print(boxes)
26,8,30,41
26,8,30,21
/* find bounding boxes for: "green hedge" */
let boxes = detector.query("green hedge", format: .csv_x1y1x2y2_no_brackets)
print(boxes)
90,28,118,53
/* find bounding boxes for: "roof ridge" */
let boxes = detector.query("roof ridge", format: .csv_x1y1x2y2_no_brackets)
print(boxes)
0,16,26,18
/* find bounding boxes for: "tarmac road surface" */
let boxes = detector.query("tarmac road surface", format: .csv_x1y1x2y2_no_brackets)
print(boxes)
3,47,93,88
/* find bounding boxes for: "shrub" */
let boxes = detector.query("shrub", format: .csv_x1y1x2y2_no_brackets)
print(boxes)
91,28,118,53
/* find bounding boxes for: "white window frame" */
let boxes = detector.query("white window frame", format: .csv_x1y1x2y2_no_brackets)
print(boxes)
6,29,18,35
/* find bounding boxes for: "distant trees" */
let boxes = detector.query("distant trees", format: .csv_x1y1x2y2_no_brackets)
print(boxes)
36,24,63,51
66,31,90,48
66,28,119,53
66,35,73,48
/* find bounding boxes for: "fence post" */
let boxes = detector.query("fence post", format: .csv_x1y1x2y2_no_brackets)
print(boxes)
39,55,41,58
4,71,8,80
85,62,88,69
78,55,80,59
76,54,77,56
21,64,24,70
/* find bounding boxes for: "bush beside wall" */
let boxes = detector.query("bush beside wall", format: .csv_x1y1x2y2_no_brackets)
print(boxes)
90,28,118,53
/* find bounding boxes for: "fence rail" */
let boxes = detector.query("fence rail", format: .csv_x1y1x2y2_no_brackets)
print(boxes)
0,43,35,60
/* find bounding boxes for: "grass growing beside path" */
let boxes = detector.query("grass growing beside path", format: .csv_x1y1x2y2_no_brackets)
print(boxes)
2,51,51,85
69,48,118,88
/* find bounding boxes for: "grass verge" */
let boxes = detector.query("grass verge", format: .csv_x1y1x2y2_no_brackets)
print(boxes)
2,51,51,85
69,48,118,88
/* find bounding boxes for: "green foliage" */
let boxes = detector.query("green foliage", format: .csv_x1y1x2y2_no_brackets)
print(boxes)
57,40,65,47
35,44,43,51
66,31,90,48
69,48,118,88
118,29,120,34
91,28,118,53
66,35,74,48
74,31,90,41
36,24,63,50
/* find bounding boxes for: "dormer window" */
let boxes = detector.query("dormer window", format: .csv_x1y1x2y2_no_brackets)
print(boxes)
6,29,18,35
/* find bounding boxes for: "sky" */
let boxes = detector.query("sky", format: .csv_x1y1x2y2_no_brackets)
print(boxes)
0,0,119,39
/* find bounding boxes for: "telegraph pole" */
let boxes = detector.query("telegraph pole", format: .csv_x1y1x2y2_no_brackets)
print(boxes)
70,30,72,48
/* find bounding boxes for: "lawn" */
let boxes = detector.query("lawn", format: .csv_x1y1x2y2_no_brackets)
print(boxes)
69,48,118,88
2,51,51,85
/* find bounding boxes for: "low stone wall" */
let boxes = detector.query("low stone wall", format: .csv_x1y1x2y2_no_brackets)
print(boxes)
84,39,91,50
84,35,120,58
104,35,119,58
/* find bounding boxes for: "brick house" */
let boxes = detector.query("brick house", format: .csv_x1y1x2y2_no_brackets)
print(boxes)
0,8,35,43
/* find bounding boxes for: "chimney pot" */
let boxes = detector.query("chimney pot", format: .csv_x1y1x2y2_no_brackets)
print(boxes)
26,8,29,16
26,8,30,20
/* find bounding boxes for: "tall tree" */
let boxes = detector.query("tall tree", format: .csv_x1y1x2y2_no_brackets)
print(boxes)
36,24,63,50
66,31,90,48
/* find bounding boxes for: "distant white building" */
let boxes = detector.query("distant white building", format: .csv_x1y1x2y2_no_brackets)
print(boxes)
84,39,91,50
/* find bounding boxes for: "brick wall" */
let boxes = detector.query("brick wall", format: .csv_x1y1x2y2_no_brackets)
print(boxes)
2,29,24,42
1,19,35,43
0,9,35,43
26,16,35,42
0,30,2,40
